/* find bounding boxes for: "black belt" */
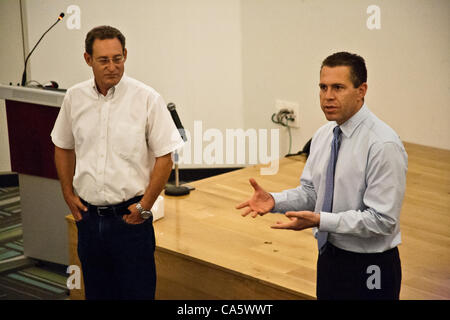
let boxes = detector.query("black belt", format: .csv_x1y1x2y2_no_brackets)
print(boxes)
80,195,143,217
324,242,398,257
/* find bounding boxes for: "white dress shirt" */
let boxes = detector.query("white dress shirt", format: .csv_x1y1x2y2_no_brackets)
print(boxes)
51,75,184,205
270,104,408,253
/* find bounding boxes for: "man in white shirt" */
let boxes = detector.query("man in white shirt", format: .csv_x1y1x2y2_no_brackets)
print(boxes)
51,25,184,299
236,52,407,300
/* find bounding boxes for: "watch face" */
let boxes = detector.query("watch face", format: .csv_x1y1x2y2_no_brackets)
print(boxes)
141,210,152,219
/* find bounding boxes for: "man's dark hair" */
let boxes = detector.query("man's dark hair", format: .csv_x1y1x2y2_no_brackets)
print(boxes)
85,25,126,56
321,52,367,88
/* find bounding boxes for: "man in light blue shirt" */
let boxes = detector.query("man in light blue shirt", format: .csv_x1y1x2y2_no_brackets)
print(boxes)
236,52,407,300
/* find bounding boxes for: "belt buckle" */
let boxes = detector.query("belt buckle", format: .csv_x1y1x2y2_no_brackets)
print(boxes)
97,206,110,217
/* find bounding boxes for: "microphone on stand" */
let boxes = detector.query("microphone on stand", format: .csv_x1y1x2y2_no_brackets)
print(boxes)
165,103,192,196
21,12,65,87
167,102,188,142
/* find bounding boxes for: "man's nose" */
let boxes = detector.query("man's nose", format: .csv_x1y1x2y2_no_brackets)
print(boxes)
106,61,116,71
324,88,335,100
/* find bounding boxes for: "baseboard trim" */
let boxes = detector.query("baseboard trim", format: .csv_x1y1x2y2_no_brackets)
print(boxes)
168,168,242,184
0,168,242,188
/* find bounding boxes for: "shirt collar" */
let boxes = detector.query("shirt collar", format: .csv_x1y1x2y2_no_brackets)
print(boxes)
90,74,127,100
339,103,370,138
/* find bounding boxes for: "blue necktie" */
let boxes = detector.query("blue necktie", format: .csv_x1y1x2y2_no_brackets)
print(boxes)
317,126,342,253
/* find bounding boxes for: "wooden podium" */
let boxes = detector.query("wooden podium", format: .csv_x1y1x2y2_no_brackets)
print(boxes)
0,84,70,265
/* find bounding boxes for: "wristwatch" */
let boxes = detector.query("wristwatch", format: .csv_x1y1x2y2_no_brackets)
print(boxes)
136,202,152,220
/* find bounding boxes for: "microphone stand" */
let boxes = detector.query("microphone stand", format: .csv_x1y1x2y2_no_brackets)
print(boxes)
21,13,64,86
165,103,192,196
165,150,190,196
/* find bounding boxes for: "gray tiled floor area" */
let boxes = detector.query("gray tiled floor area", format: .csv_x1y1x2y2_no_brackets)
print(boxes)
0,186,69,300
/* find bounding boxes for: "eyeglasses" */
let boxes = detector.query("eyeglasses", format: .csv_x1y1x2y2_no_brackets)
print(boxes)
94,56,125,66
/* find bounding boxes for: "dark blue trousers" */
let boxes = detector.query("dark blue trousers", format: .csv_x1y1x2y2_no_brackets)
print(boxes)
316,242,402,300
76,198,156,300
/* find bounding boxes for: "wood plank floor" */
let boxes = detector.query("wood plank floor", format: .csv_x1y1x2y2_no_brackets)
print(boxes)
398,143,450,299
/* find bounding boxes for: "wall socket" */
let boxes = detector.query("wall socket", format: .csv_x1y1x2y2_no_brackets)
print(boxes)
275,99,300,128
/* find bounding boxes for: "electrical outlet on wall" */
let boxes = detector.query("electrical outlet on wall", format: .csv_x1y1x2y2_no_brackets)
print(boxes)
275,99,300,128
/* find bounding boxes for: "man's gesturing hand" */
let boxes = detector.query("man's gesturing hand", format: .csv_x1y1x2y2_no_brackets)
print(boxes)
236,178,275,218
270,211,320,230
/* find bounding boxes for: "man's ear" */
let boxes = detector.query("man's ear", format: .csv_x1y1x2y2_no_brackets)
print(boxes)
123,48,128,62
84,52,93,67
358,82,368,99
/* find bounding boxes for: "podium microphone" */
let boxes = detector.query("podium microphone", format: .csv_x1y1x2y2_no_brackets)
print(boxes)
167,102,187,142
21,12,65,86
165,103,191,196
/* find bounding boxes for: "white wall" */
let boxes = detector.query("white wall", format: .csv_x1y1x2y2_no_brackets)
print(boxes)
241,0,450,154
1,0,449,172
0,0,24,172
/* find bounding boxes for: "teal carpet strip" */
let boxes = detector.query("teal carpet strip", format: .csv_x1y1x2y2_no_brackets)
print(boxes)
5,242,23,251
7,273,66,294
0,250,21,261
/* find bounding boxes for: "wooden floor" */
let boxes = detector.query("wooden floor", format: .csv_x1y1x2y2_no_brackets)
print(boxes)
397,143,450,299
66,142,450,300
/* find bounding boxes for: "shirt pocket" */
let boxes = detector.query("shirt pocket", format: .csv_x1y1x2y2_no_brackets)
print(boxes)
74,126,97,157
112,123,144,159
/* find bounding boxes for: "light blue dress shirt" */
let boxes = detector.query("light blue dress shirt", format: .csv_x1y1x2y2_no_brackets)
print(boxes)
270,104,408,253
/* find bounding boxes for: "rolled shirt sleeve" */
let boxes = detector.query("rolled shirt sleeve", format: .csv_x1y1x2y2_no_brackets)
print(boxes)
51,91,75,149
146,94,184,157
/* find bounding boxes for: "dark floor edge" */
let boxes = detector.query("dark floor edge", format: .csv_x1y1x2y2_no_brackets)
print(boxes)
0,169,240,188
0,173,19,188
168,168,242,183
